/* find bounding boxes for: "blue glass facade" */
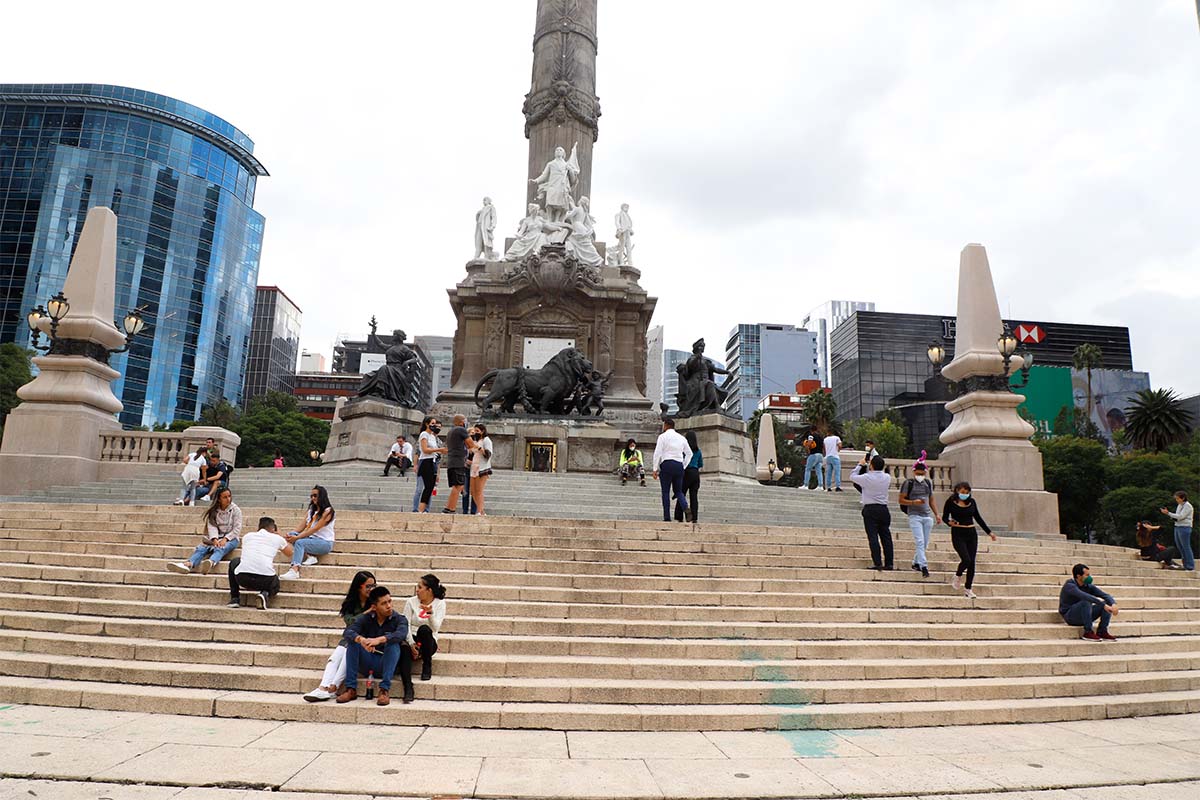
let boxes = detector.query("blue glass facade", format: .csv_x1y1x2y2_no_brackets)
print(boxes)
0,84,267,426
724,323,821,420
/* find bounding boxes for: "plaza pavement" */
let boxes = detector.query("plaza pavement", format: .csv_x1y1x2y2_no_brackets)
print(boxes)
1,704,1197,799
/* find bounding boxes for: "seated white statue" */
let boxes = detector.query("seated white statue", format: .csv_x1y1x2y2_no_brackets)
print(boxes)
504,203,549,261
562,196,603,267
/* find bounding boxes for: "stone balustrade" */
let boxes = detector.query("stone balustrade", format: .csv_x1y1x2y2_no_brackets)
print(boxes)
97,426,240,468
881,457,956,491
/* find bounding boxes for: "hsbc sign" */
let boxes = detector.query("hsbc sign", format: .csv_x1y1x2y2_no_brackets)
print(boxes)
940,319,1046,344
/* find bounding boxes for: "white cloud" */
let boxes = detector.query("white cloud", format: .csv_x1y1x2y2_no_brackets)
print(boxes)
7,0,1197,395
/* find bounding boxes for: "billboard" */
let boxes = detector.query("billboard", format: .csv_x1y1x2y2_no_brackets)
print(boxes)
1071,369,1151,443
1014,366,1073,437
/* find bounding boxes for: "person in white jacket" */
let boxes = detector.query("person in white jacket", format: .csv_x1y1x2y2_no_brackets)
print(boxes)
174,446,208,506
400,574,447,684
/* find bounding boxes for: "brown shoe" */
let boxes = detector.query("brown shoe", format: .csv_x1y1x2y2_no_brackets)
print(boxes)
376,689,390,706
335,687,357,703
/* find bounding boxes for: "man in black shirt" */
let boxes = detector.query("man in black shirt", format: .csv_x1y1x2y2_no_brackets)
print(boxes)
337,586,412,704
442,414,469,514
195,454,232,502
1059,564,1118,641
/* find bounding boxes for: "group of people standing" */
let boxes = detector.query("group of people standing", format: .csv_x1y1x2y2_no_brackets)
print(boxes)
411,414,494,515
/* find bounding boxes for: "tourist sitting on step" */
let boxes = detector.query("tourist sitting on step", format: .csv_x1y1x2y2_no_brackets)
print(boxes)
1136,521,1179,569
338,585,413,705
281,485,336,580
942,482,996,600
618,438,646,486
227,517,292,610
194,452,232,503
1060,564,1119,641
400,573,448,684
304,570,377,702
167,487,242,575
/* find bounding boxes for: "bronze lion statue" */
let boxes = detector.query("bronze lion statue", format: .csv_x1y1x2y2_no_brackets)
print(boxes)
474,347,593,415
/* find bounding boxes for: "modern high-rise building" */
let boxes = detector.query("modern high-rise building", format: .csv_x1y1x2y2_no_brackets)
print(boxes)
243,286,301,402
298,350,327,373
416,335,453,401
722,323,821,420
0,84,268,426
801,300,875,386
645,325,664,408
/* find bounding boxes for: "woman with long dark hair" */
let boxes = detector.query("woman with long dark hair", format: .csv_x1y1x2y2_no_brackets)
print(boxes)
618,438,645,486
674,431,702,523
1136,521,1178,569
303,570,377,702
281,485,335,580
942,481,996,599
400,574,448,695
167,486,242,574
468,424,493,516
416,416,447,513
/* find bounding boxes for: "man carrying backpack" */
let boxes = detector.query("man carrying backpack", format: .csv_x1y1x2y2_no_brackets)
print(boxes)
898,458,941,578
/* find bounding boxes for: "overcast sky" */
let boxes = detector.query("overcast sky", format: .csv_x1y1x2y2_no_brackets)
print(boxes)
9,1,1198,395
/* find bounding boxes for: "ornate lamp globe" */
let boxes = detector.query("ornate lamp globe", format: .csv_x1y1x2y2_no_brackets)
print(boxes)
26,305,45,332
122,309,146,337
46,292,70,321
997,326,1018,358
926,342,945,366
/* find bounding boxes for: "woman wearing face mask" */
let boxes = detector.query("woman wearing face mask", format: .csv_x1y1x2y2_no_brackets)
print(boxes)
416,416,448,513
467,424,493,516
942,481,996,599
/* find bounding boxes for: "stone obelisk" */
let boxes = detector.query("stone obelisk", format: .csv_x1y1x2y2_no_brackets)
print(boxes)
523,0,600,206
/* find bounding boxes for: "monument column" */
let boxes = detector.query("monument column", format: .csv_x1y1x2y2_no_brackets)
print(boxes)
524,0,600,205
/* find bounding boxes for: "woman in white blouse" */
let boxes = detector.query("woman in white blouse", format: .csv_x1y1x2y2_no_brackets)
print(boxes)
468,423,493,516
401,573,447,686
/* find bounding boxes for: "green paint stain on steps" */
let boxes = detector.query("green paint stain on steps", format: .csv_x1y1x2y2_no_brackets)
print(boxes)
776,730,848,757
739,648,814,729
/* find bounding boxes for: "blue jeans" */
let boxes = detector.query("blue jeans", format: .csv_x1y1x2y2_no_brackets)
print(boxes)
1063,599,1110,635
908,513,934,568
659,459,686,521
824,456,842,489
291,535,333,566
178,479,197,504
188,539,239,569
1175,526,1195,570
343,640,403,692
803,454,824,489
411,475,426,512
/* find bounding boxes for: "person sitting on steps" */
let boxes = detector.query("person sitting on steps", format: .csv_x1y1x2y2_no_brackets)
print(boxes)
167,486,242,575
618,438,646,486
281,485,335,581
383,435,412,477
1060,563,1118,641
1135,520,1179,569
304,570,377,702
193,452,232,502
401,573,447,684
338,585,412,706
227,517,291,610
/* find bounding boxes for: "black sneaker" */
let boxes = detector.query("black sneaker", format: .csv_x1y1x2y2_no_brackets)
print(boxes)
835,487,843,492
257,590,270,610
441,507,456,514
910,563,920,572
921,566,929,578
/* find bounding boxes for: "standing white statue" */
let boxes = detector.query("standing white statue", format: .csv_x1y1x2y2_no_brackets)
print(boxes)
613,203,634,265
562,196,603,267
504,203,550,261
529,142,579,223
474,197,497,260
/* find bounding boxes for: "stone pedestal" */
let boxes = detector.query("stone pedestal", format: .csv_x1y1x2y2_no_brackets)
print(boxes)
322,398,427,466
676,413,756,481
475,417,633,474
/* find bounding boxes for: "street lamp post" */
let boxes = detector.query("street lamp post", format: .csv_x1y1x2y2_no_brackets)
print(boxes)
26,293,147,361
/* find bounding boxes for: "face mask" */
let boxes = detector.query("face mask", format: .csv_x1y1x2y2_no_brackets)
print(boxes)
471,433,482,441
914,475,927,483
430,425,441,434
1083,575,1093,585
958,492,970,501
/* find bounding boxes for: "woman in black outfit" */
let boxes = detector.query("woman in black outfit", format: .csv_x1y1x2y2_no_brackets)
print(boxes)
1136,521,1178,569
942,481,996,599
673,431,702,523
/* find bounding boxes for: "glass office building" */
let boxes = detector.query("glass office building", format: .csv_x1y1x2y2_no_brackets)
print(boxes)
723,323,820,420
243,286,301,402
0,84,268,426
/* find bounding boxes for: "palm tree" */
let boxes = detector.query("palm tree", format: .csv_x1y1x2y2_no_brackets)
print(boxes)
1125,388,1195,452
802,390,838,435
1072,343,1103,420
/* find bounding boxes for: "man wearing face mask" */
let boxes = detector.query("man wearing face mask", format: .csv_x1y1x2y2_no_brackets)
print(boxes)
1060,564,1118,641
899,458,940,578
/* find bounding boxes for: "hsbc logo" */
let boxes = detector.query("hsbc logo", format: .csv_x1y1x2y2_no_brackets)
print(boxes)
1016,324,1046,344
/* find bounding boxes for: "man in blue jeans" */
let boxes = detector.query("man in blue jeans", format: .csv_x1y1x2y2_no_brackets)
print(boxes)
1161,491,1195,571
801,433,824,490
822,432,843,492
652,418,693,523
337,586,412,705
1059,564,1118,641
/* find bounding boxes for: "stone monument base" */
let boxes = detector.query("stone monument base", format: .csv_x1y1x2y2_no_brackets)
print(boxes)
0,402,117,496
322,398,427,466
675,413,756,481
940,438,1060,534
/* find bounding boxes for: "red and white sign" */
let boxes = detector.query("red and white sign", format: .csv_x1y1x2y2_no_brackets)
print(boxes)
1016,324,1045,344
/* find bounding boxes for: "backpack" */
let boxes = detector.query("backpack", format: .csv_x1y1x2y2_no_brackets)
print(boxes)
898,478,915,516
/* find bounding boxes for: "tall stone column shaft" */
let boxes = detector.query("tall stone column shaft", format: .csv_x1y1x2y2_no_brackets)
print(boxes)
524,0,600,205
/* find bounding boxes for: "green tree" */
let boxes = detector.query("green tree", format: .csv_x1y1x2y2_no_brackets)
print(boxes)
232,390,329,469
1037,435,1108,540
1071,343,1103,421
199,399,239,430
1097,486,1164,548
0,343,33,434
1052,406,1103,441
841,417,909,460
1125,388,1194,453
801,390,837,435
746,409,806,486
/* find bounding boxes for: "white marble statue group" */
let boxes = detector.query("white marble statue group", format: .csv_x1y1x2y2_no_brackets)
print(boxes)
472,143,633,267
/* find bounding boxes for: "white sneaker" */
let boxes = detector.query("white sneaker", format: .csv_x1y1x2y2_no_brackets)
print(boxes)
952,575,961,590
964,589,977,599
172,499,184,506
304,687,335,702
302,556,319,567
167,562,192,574
280,569,300,580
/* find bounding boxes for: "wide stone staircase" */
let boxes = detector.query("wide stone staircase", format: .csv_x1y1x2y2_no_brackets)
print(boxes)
0,499,1198,731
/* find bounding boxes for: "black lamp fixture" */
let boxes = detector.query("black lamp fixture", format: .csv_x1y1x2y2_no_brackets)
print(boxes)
997,323,1033,390
26,292,147,361
926,341,946,368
